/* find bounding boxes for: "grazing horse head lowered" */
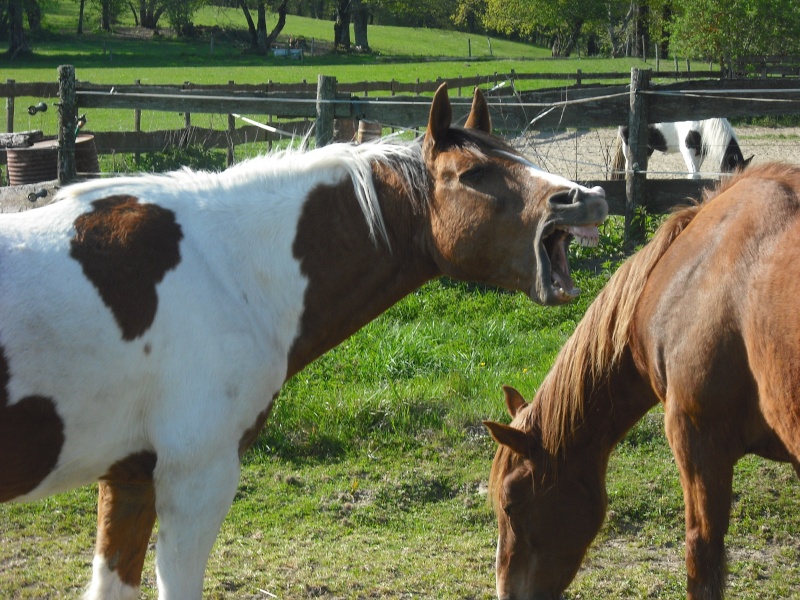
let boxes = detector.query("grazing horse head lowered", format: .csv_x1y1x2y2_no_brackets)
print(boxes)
0,83,606,599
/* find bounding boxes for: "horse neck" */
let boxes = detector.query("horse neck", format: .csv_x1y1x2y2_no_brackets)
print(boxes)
535,349,658,480
285,157,438,378
531,206,700,470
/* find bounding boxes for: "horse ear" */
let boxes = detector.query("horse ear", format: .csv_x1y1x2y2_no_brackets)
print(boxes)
484,421,532,457
465,87,492,134
502,385,527,417
424,83,452,150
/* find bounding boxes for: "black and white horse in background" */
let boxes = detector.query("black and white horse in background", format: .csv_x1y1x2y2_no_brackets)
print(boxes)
611,118,753,180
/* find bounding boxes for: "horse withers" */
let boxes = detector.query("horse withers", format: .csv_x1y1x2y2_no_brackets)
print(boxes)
0,84,606,599
485,163,800,600
612,118,753,180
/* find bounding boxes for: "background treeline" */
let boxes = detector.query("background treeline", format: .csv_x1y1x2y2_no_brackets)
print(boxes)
3,0,800,66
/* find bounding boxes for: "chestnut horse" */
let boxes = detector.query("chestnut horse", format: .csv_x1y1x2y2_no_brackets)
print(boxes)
485,162,800,600
0,84,607,599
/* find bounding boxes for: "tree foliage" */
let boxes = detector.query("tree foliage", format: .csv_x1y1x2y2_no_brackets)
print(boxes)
483,0,606,56
669,0,800,67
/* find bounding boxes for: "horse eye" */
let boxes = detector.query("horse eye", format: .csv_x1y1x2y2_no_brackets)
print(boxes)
460,165,488,183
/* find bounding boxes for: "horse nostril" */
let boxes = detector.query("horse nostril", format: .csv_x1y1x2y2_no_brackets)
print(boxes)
549,188,581,206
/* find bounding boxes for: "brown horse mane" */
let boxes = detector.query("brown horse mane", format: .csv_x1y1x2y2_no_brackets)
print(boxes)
526,202,703,456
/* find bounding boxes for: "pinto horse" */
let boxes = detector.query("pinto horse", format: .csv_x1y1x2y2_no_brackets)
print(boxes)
485,162,800,600
0,84,607,599
611,118,752,180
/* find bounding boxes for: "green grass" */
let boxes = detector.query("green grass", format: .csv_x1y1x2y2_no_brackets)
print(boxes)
4,7,797,599
2,269,800,599
4,1,650,87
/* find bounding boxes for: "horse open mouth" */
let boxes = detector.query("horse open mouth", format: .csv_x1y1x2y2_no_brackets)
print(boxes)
533,223,600,305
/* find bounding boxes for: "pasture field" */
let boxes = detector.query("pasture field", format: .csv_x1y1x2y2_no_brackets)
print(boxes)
2,266,800,599
3,11,800,600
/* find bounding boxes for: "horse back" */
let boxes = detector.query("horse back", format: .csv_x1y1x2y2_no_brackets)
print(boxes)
633,164,800,460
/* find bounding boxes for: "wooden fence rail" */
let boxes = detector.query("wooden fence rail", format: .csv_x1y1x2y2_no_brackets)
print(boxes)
4,65,800,246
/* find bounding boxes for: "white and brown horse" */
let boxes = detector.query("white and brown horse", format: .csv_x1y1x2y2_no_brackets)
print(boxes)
0,84,607,599
612,118,752,180
485,163,800,600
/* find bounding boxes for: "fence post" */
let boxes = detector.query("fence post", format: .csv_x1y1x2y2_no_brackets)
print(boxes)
227,113,235,166
316,74,336,147
624,67,650,251
57,65,77,185
134,79,141,164
5,79,14,133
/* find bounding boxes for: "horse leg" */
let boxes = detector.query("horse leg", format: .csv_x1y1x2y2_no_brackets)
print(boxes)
85,455,158,600
665,406,736,600
152,451,241,599
679,144,702,180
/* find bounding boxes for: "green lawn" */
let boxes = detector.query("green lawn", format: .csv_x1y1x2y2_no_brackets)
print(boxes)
3,8,795,600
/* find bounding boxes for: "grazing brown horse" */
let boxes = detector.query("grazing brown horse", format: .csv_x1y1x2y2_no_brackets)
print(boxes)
485,162,800,600
0,84,607,599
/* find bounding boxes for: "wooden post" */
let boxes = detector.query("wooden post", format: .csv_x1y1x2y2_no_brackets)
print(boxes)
5,79,14,133
134,79,141,164
316,74,336,147
57,65,77,185
624,68,650,251
227,113,235,167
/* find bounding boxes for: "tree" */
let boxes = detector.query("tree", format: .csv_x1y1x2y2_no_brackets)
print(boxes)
136,0,166,29
238,0,288,54
669,0,800,69
164,0,204,36
7,0,27,57
333,0,350,50
483,0,605,56
352,0,369,50
77,0,86,33
452,0,485,33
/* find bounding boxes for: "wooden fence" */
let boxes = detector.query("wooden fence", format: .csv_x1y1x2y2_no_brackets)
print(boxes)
3,65,800,245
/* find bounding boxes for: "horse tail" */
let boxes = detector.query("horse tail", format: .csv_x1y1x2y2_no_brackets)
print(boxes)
610,126,626,180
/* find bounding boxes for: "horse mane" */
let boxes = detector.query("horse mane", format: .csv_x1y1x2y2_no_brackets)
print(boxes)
58,139,431,250
527,202,702,456
699,119,736,173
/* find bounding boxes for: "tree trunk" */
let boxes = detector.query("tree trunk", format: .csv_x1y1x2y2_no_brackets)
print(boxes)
263,0,288,50
8,0,26,57
256,1,268,53
24,0,41,30
127,1,139,26
139,0,163,29
101,0,111,31
551,19,583,57
353,1,369,51
334,0,351,51
636,1,649,58
77,0,86,33
239,0,258,50
659,3,671,59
